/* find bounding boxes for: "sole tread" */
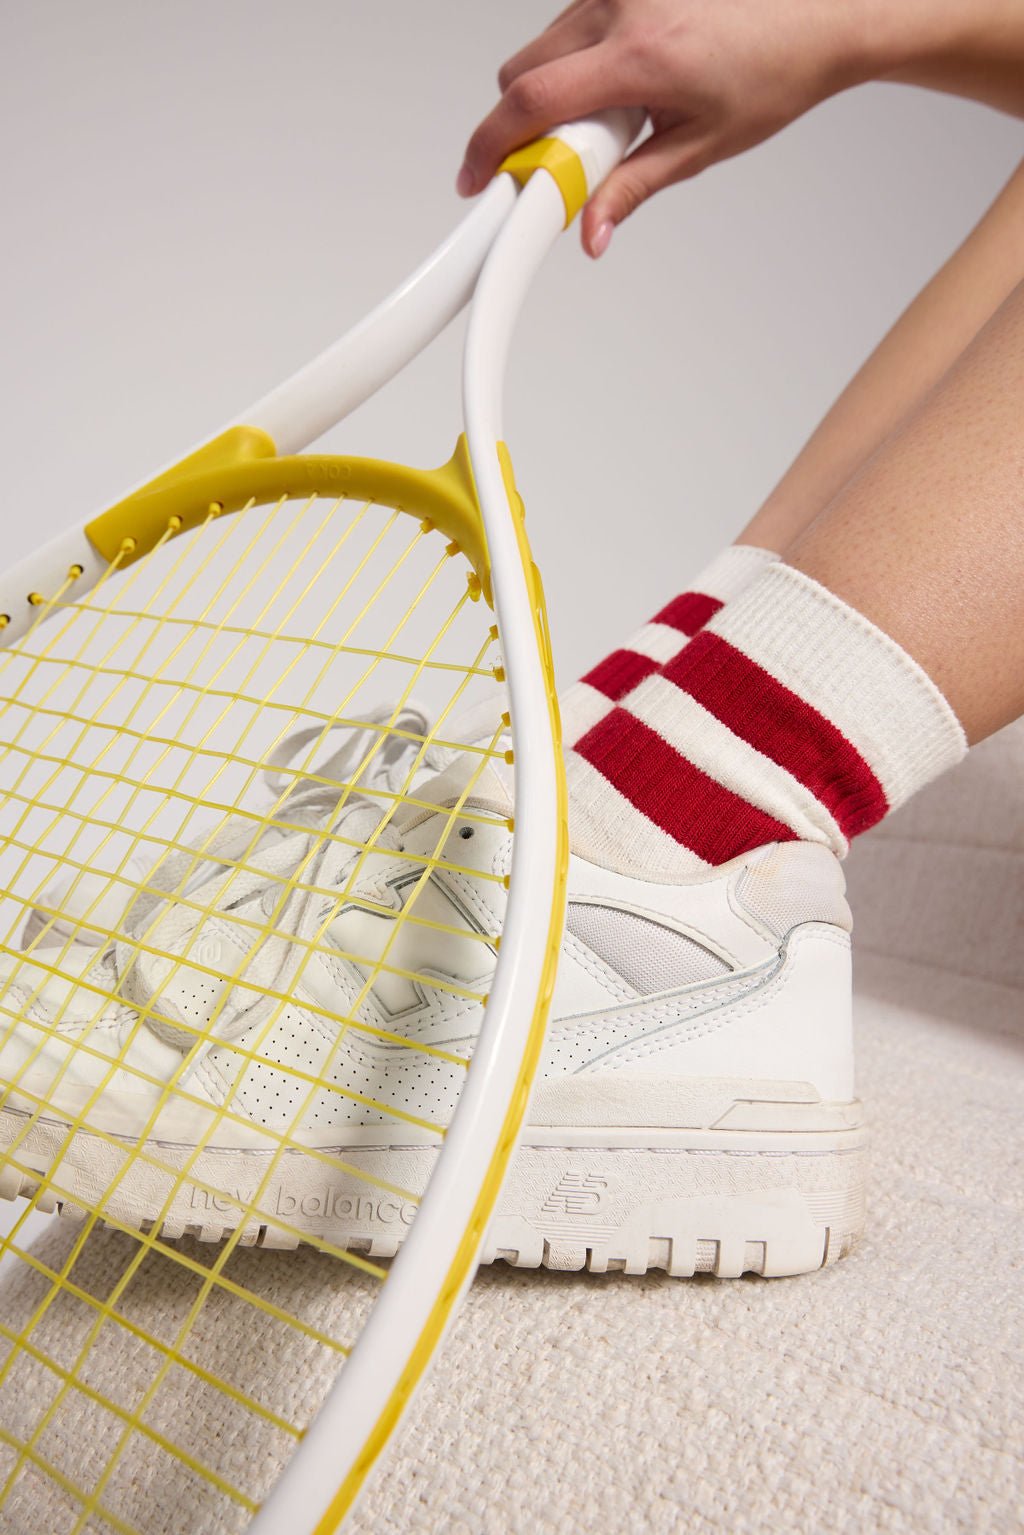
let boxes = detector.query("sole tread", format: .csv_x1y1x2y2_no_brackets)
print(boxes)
0,1110,867,1277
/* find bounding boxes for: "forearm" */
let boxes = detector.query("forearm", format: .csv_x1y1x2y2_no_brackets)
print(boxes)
740,156,1024,552
870,0,1024,118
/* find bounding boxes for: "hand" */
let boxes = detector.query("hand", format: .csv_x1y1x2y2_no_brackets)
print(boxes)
458,0,875,255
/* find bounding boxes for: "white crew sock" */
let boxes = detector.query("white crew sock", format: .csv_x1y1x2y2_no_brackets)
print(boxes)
566,561,967,880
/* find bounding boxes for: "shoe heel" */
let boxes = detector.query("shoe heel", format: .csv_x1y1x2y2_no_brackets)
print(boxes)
482,1130,867,1278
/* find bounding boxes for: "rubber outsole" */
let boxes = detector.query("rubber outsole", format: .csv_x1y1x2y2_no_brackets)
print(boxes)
0,1107,866,1277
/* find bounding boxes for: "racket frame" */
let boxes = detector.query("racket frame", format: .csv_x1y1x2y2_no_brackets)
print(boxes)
0,112,639,1534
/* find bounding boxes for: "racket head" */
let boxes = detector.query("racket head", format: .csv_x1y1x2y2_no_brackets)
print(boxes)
0,438,563,1533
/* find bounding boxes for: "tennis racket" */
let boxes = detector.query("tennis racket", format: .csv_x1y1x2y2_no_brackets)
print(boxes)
0,111,640,1533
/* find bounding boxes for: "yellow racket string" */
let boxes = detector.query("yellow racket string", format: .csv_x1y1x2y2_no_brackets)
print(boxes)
1,521,491,1099
21,502,423,999
0,497,405,1066
0,528,472,1209
0,521,491,1135
0,508,238,978
47,688,498,1528
0,1236,312,1430
49,598,500,676
2,497,314,967
31,555,487,1265
0,513,224,824
4,736,491,1338
0,487,512,1530
63,723,498,1532
0,675,463,1510
2,506,393,1485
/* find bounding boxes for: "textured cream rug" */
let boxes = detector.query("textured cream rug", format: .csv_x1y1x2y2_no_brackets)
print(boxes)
0,728,1020,1533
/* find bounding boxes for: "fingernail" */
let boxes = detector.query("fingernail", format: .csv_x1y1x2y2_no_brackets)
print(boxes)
590,220,614,258
456,164,475,197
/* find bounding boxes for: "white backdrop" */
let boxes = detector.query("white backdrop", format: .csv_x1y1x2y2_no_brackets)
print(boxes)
3,3,1022,686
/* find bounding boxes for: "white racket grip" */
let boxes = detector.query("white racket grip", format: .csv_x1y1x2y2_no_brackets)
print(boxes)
548,109,646,195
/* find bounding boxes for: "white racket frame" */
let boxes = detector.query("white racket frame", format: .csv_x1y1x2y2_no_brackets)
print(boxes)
0,112,639,1534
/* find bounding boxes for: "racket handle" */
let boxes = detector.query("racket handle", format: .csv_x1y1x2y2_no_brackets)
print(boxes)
499,109,645,226
547,109,646,194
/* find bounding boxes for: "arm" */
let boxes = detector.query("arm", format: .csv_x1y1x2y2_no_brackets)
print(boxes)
459,0,1024,257
882,0,1024,117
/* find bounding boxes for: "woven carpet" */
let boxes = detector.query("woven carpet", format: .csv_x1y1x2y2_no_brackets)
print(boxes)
0,726,1020,1533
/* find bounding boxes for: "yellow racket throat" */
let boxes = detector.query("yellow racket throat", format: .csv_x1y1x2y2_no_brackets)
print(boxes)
85,430,493,604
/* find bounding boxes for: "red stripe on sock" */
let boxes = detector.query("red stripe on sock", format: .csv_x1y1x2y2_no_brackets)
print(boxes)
574,709,797,864
581,648,661,702
663,632,888,837
653,591,723,635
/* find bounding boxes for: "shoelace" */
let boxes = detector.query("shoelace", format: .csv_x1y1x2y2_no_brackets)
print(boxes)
262,701,458,820
20,694,511,1072
123,792,395,1063
23,702,448,952
52,789,388,1069
24,693,510,1033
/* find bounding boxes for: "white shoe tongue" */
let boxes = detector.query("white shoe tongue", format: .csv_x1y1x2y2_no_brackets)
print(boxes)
442,688,509,752
394,687,512,824
396,751,512,827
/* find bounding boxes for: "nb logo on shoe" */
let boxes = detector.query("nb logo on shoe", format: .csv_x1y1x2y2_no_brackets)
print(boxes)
542,1171,607,1215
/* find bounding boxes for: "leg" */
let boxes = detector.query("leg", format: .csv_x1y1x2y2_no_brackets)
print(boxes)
787,276,1024,744
742,156,1024,553
569,268,1024,873
568,277,1024,867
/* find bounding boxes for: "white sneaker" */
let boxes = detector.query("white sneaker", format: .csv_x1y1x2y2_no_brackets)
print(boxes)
0,711,865,1278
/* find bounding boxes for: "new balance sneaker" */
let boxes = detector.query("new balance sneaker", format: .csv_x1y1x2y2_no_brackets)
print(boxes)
0,712,865,1279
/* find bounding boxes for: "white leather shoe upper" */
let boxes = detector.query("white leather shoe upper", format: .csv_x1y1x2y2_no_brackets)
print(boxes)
0,712,857,1145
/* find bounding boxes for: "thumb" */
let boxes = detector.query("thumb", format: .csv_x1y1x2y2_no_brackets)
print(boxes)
580,125,710,257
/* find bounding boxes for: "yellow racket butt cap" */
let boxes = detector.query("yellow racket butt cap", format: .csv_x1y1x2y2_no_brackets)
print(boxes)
499,137,589,227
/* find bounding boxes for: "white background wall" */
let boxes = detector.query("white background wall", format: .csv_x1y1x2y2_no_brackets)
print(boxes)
4,3,1023,683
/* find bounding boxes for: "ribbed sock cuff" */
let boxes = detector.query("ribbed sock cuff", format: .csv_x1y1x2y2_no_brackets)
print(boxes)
561,543,780,746
690,543,780,605
707,562,968,813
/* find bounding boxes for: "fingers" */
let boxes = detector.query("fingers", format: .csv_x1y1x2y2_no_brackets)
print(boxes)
579,127,711,257
497,2,602,93
458,44,619,196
